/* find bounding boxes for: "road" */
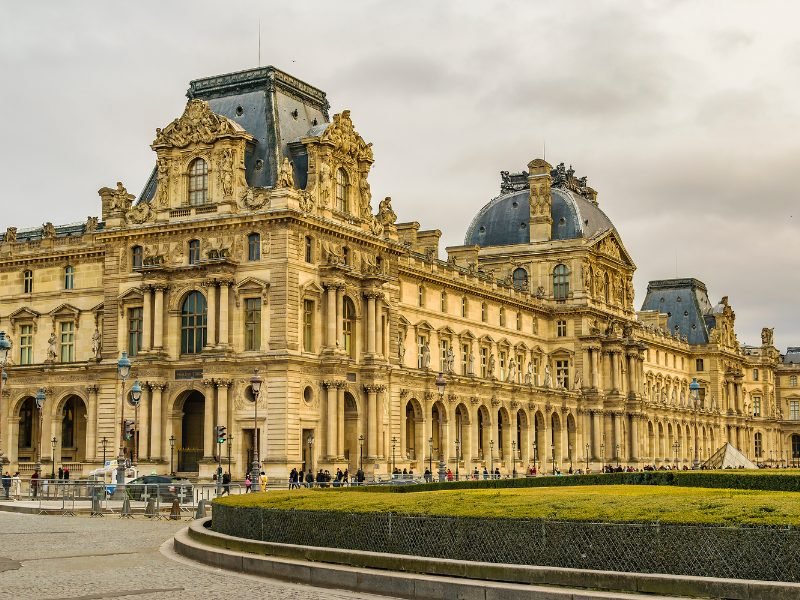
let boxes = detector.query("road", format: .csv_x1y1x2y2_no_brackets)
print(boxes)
0,511,397,600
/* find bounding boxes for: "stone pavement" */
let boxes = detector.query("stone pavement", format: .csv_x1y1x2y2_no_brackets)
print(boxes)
0,511,398,600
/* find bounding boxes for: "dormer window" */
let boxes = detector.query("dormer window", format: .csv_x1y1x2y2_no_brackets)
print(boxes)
188,158,208,206
335,168,349,213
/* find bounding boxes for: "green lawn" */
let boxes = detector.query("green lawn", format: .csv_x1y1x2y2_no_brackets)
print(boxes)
215,485,800,526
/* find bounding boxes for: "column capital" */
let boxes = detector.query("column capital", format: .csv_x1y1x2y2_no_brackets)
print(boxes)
202,378,215,388
214,378,233,388
147,381,168,392
363,384,386,393
202,279,219,289
218,278,234,288
139,284,153,294
86,384,99,395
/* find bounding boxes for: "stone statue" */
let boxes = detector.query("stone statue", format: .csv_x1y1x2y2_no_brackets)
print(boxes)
543,364,552,388
377,196,398,227
156,158,169,207
91,328,102,359
46,332,57,362
4,227,16,243
85,216,98,234
318,162,331,207
398,333,406,365
220,148,234,197
508,357,518,383
445,347,455,374
468,351,475,376
761,327,774,346
277,157,294,189
524,361,533,385
421,342,431,370
41,222,56,239
574,369,582,391
359,176,371,218
488,354,496,378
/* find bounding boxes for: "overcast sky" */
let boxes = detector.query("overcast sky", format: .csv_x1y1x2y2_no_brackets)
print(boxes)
1,1,798,351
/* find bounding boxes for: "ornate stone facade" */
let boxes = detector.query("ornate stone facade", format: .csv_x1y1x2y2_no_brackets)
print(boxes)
0,66,798,479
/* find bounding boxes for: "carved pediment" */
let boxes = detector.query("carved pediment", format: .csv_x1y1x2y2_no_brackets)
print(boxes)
592,231,634,267
8,307,41,332
152,99,251,149
319,110,374,163
50,303,81,328
234,277,269,307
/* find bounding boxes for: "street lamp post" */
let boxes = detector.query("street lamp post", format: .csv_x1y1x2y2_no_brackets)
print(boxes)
391,436,398,476
0,331,11,458
101,437,108,466
428,436,433,477
511,440,517,478
533,440,538,472
358,434,364,474
454,438,460,481
249,369,263,492
672,441,680,468
601,441,606,472
435,372,447,483
115,352,132,495
169,435,176,475
307,434,314,473
50,437,57,479
585,442,590,472
551,443,556,475
690,378,701,469
615,443,620,468
34,388,46,478
227,433,233,476
489,439,494,476
129,380,142,465
569,444,573,472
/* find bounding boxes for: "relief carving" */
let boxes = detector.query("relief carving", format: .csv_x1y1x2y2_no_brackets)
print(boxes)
153,99,242,148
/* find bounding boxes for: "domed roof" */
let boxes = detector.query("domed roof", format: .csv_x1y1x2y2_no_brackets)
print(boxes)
464,186,616,247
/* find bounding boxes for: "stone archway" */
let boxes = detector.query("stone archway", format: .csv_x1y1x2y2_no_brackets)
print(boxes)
58,395,88,464
344,392,360,472
16,396,41,466
176,390,205,473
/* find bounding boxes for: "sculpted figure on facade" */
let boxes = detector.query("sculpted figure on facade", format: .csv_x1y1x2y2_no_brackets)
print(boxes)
761,327,774,346
46,332,57,362
358,175,371,218
468,351,475,376
421,342,431,370
488,353,496,378
398,333,405,365
574,368,582,391
445,346,455,374
91,328,102,360
318,162,331,207
543,364,552,388
377,196,397,227
41,222,56,240
156,158,169,207
85,216,98,234
277,157,295,189
240,187,269,211
508,357,518,383
153,99,239,148
219,148,234,197
4,227,16,243
126,200,155,225
524,361,533,385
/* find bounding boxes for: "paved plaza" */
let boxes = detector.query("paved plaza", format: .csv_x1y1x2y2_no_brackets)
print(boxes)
0,511,397,600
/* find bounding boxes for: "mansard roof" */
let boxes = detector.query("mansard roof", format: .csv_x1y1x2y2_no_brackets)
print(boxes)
640,278,713,345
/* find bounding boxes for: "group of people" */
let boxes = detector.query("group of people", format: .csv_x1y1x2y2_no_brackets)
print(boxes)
287,467,365,488
243,470,267,492
1,471,22,500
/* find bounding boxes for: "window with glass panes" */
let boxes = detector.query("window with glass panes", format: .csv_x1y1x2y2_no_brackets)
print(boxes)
696,358,704,371
342,297,355,358
499,351,506,380
556,360,569,388
188,240,200,265
516,312,521,330
132,246,143,270
188,158,208,205
462,343,469,375
791,375,798,386
128,307,143,357
64,266,74,290
417,335,427,369
461,297,467,318
440,339,450,369
23,270,33,294
532,357,540,385
481,303,487,322
440,291,447,312
303,299,314,352
516,354,524,383
59,321,75,362
418,285,424,307
480,348,488,378
556,319,567,337
499,308,506,327
753,396,761,416
335,168,349,213
553,264,569,300
304,236,313,263
181,291,207,354
20,324,33,365
248,233,260,261
245,298,261,351
791,400,800,421
753,369,759,381
754,432,763,457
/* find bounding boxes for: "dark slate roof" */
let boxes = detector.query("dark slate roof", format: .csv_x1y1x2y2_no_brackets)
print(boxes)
784,347,800,364
140,66,330,202
640,278,713,345
0,221,104,243
464,187,615,247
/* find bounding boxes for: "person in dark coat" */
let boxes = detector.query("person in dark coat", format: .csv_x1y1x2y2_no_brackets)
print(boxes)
1,472,10,499
64,467,69,480
57,467,63,480
31,470,40,498
305,470,313,487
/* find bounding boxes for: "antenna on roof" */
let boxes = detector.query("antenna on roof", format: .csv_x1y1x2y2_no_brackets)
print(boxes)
258,19,261,67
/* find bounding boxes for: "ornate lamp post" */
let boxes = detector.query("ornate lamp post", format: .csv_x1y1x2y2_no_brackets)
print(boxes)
690,378,700,469
358,434,364,474
0,331,10,457
585,442,590,472
101,437,108,466
129,380,142,465
307,434,314,473
34,388,46,477
489,439,494,476
169,435,176,475
391,436,398,475
428,436,433,477
601,438,606,472
435,372,447,482
551,443,556,475
533,440,538,472
672,441,680,467
227,433,233,476
615,443,620,468
454,437,460,481
50,436,57,479
116,352,132,493
569,444,573,472
511,440,517,478
249,369,263,491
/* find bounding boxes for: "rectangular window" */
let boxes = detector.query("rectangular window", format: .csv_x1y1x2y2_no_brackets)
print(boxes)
248,234,261,261
556,359,569,388
440,339,449,369
59,321,75,363
418,286,424,307
499,351,506,380
753,396,761,417
480,348,488,378
23,270,33,294
245,298,261,352
303,299,314,352
481,303,487,322
696,358,704,371
20,324,33,365
755,435,763,458
516,312,522,331
556,319,567,337
128,307,143,357
462,343,469,376
441,293,447,313
64,266,74,290
516,354,524,383
305,236,313,263
418,336,427,369
532,357,540,385
791,375,798,387
461,297,467,318
753,369,759,381
791,400,800,421
132,246,143,270
188,240,200,265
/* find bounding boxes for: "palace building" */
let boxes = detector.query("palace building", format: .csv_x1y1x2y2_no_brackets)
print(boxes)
1,66,798,479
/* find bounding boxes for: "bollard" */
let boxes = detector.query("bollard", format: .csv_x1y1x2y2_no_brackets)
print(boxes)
195,499,207,519
91,486,103,518
144,497,156,518
120,496,133,518
169,498,180,520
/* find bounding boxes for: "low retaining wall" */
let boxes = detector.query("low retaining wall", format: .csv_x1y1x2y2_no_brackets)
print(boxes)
212,505,800,583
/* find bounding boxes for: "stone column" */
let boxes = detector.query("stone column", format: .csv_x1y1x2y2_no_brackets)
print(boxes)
7,417,19,466
630,414,639,462
735,382,742,413
375,297,384,357
590,348,599,389
86,385,98,461
205,281,217,348
218,281,230,348
336,287,344,350
138,384,150,460
202,379,215,459
613,413,623,461
377,387,386,459
726,380,734,412
142,286,153,352
324,382,337,459
561,414,569,467
153,285,165,351
592,411,601,461
150,383,165,461
325,284,336,348
337,385,346,459
610,352,619,393
366,294,376,355
366,385,378,458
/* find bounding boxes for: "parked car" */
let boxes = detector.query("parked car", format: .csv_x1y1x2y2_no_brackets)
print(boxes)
126,475,193,502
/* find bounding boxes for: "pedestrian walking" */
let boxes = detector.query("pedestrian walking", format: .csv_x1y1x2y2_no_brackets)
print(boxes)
259,471,267,491
2,472,10,499
244,474,252,493
57,466,63,480
63,466,69,480
31,470,39,498
11,472,21,500
222,472,231,496
305,470,314,488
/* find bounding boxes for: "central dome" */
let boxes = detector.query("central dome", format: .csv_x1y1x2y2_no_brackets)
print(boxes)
464,166,617,247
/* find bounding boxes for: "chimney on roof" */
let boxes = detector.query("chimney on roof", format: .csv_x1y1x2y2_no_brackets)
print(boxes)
527,158,552,243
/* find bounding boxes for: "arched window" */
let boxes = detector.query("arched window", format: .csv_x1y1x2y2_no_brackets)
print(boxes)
188,239,200,265
335,168,349,213
62,397,76,448
23,270,33,294
553,264,569,301
342,296,356,358
248,233,261,261
131,246,143,270
440,291,447,312
181,291,207,354
64,265,75,290
188,158,208,205
512,267,528,290
754,432,763,458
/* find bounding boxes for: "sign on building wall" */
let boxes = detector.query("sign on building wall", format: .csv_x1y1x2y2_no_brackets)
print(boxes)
175,369,203,380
